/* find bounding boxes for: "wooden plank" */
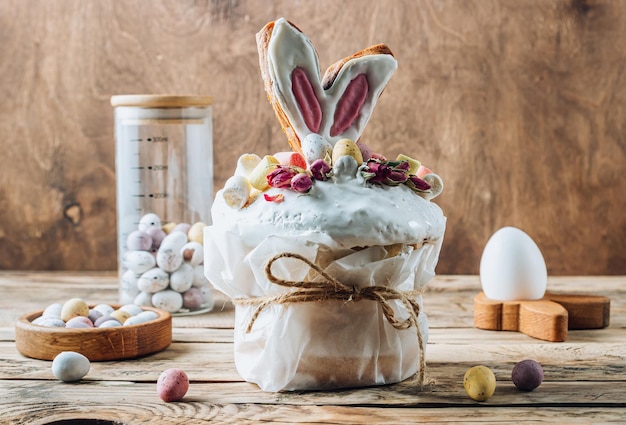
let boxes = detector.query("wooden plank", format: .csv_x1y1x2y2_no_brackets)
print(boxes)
2,400,624,425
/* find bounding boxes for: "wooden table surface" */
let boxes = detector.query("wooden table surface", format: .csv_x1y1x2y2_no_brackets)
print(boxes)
1,272,624,424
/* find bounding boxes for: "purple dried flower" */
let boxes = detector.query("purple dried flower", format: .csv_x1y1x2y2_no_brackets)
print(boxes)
291,173,314,193
406,175,431,192
384,169,409,185
267,166,298,188
361,159,391,183
309,159,332,181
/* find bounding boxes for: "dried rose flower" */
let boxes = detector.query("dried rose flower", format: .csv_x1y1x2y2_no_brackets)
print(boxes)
291,173,314,193
309,159,332,181
267,166,298,188
406,175,431,192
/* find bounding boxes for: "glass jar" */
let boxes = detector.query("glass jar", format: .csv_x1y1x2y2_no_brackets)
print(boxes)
111,95,214,315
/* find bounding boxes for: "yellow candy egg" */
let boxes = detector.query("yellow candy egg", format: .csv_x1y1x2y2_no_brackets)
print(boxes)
60,298,89,322
464,365,496,401
332,138,363,166
110,309,132,324
187,222,207,244
162,222,177,234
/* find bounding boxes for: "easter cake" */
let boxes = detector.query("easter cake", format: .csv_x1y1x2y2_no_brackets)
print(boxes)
204,18,446,391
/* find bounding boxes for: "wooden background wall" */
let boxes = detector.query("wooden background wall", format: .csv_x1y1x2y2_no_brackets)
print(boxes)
0,0,624,275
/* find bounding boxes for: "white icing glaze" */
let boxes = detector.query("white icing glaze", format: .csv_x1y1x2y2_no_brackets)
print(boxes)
211,172,445,249
267,18,398,147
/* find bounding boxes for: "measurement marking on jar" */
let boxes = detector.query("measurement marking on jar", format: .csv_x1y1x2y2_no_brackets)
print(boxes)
131,166,145,170
147,137,168,142
149,193,168,198
147,165,168,170
132,194,146,197
130,138,143,142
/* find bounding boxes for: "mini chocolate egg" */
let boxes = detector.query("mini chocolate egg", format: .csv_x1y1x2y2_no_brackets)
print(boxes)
157,368,189,402
126,230,152,251
110,309,131,324
464,365,496,401
119,304,143,316
93,315,121,327
52,351,90,382
60,298,89,322
332,138,363,166
180,242,204,266
301,133,332,165
512,359,544,391
187,222,206,244
169,263,194,293
480,227,547,301
152,290,183,313
99,320,122,328
65,316,94,328
138,213,162,233
42,303,62,318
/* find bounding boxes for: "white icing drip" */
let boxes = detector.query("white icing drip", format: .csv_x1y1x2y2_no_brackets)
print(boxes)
212,173,446,249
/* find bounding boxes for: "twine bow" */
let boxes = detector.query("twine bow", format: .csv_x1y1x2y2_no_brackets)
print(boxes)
232,252,427,385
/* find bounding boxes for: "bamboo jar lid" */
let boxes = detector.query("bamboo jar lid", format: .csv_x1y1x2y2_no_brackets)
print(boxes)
111,95,213,108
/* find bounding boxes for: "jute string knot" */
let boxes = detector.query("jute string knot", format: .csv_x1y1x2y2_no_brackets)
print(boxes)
232,252,428,385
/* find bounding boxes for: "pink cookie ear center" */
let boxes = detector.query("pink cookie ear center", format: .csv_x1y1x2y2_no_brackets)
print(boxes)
330,73,369,137
291,67,322,133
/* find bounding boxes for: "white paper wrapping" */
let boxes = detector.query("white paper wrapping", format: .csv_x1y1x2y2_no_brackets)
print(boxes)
204,224,444,392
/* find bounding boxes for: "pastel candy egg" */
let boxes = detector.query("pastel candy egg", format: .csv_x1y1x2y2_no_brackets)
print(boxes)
464,365,496,401
42,303,62,318
182,287,204,310
99,320,122,328
124,312,156,326
172,223,191,234
137,267,170,293
301,133,332,165
52,351,90,382
65,316,94,328
88,309,103,323
157,368,189,402
170,263,194,293
332,138,363,166
512,359,544,391
192,264,208,287
187,222,206,244
480,227,547,301
152,290,183,313
134,291,153,307
120,270,140,297
37,317,66,327
247,155,280,191
146,227,167,251
138,213,162,233
126,230,152,251
162,222,177,234
234,153,262,177
181,242,204,266
156,232,188,272
110,309,132,324
356,141,373,162
222,175,252,210
119,304,143,316
94,315,121,327
60,298,89,322
92,304,115,316
123,250,156,274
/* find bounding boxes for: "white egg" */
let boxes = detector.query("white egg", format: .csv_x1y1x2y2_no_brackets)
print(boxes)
480,227,547,301
52,351,91,382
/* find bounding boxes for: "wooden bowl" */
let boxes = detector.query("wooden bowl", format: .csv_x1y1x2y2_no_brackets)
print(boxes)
15,305,172,361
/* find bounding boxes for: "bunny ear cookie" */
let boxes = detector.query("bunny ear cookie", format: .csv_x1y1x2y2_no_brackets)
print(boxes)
256,18,397,154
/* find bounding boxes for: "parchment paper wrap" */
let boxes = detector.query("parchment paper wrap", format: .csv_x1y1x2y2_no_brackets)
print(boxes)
204,224,444,392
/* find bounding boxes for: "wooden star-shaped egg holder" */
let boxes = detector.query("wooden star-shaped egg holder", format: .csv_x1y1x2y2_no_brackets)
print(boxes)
474,292,610,342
